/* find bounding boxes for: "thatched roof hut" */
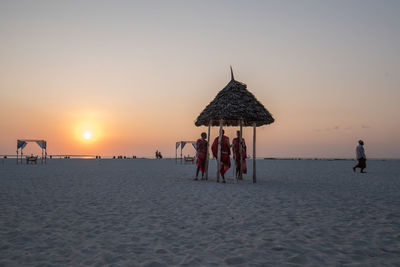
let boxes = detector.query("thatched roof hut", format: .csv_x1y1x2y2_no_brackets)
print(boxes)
195,68,275,183
195,70,274,127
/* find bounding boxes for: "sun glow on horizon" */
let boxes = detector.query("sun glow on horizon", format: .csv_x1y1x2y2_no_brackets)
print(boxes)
83,131,92,140
77,127,98,144
70,111,106,145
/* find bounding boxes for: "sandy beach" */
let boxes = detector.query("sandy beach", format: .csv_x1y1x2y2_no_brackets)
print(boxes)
0,158,399,266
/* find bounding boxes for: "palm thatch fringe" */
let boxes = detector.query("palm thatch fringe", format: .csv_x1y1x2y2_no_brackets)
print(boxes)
195,75,274,127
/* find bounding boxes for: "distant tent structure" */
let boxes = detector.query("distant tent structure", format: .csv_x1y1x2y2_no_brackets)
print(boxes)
17,139,47,164
175,141,196,160
195,67,274,182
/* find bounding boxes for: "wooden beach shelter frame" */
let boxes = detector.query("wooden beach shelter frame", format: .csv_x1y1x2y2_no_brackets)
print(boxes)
175,141,196,160
17,139,47,164
195,68,274,183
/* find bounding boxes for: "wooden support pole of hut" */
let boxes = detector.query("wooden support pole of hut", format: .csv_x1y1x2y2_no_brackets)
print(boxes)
239,120,243,180
217,119,223,182
205,122,211,180
253,122,257,183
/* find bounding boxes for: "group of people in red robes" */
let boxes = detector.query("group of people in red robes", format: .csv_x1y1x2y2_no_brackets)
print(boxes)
195,130,247,183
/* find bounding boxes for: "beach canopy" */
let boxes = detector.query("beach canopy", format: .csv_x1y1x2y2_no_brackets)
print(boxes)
175,141,196,159
16,139,47,164
195,67,275,182
176,141,196,150
195,68,274,127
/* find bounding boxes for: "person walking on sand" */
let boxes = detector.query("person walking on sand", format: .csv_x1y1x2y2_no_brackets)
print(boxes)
194,132,208,180
353,140,367,173
211,130,231,183
232,131,247,179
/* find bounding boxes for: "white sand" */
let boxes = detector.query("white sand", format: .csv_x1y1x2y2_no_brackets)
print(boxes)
0,158,399,266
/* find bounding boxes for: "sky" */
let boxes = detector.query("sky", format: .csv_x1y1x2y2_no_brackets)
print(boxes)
1,0,399,158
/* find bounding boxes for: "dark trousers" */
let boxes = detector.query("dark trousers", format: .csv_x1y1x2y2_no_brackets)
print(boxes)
354,158,366,171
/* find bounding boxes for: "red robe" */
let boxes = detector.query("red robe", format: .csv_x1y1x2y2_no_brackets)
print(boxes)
232,137,247,174
211,135,231,176
196,138,208,172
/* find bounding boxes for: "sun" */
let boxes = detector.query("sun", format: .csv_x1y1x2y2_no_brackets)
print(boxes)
83,131,92,140
72,112,104,144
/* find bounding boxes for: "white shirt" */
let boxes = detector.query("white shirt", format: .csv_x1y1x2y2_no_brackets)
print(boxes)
356,145,366,159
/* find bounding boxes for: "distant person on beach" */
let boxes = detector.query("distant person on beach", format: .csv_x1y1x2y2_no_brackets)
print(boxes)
211,130,231,183
195,132,208,180
353,140,366,173
232,131,247,179
155,150,162,159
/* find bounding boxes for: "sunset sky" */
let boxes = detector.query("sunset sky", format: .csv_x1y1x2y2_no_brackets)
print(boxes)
1,0,399,158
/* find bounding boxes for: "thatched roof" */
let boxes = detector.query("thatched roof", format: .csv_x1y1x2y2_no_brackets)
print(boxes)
195,69,275,127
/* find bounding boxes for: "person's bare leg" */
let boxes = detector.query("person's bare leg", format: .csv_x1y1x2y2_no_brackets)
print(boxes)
235,163,239,179
353,161,360,173
195,166,200,180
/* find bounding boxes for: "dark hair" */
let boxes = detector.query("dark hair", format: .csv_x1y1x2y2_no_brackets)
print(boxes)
201,132,207,138
359,140,364,145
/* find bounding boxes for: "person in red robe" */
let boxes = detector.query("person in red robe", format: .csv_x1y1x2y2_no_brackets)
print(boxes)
211,130,231,183
232,130,247,180
195,132,208,180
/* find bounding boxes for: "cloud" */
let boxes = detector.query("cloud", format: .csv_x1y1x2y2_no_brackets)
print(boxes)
313,125,352,132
